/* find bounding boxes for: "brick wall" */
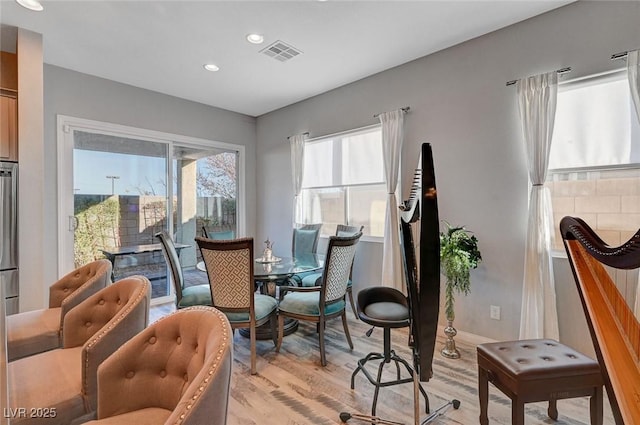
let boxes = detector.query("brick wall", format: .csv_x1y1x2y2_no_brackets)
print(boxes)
549,170,640,309
117,195,168,246
549,170,640,250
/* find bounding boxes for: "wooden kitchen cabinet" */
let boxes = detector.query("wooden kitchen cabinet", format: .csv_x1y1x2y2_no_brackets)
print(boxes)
1,51,18,161
0,93,18,161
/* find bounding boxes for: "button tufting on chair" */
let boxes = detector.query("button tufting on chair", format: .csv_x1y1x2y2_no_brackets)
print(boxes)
6,259,112,361
477,339,603,425
84,307,233,425
8,276,151,425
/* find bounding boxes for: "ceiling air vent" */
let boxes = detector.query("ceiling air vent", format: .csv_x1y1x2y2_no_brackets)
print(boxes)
261,40,302,62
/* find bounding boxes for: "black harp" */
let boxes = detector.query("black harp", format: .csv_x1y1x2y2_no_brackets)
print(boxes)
399,143,440,382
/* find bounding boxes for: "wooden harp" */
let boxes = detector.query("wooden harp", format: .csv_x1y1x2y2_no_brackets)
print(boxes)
560,216,640,425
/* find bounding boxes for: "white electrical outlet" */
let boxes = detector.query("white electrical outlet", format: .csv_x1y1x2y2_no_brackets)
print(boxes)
490,305,501,320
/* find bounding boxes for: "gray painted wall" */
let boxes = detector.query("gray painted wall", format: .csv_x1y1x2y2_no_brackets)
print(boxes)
36,65,257,308
255,1,640,354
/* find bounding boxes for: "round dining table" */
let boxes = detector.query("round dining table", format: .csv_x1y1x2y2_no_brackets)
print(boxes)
197,253,324,339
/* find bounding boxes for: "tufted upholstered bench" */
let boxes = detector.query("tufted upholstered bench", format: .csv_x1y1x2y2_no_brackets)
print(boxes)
6,259,112,361
477,339,603,425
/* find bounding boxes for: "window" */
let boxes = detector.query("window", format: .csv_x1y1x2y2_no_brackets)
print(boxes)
299,126,387,237
59,116,245,305
548,71,640,251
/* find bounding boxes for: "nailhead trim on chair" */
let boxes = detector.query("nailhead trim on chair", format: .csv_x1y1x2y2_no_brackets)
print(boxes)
171,305,231,424
82,276,150,401
58,261,112,333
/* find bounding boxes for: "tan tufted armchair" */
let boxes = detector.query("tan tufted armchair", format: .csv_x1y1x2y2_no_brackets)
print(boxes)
6,259,112,361
84,306,233,425
7,276,151,425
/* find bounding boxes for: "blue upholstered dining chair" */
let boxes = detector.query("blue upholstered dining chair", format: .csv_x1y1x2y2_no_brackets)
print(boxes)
195,236,277,375
288,223,322,286
297,224,363,318
202,226,235,240
276,232,362,366
155,232,212,309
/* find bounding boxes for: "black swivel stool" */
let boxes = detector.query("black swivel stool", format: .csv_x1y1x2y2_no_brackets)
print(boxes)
350,286,429,415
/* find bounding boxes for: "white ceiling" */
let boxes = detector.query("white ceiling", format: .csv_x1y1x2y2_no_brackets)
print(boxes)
0,0,573,117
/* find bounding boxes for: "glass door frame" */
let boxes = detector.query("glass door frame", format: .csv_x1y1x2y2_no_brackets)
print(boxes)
57,115,246,305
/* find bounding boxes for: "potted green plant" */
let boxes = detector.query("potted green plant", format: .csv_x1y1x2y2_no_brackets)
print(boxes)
440,222,482,359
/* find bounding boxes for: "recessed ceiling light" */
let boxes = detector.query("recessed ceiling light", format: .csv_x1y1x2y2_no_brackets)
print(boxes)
203,64,220,72
246,34,264,44
15,0,43,11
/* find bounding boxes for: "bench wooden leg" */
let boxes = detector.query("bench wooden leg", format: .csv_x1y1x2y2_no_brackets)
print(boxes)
590,386,603,425
548,398,558,420
478,367,489,425
512,398,525,425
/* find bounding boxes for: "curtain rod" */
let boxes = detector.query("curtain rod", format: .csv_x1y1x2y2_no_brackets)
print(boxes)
286,132,310,140
373,106,410,118
287,107,410,140
305,123,381,144
611,51,629,61
505,67,572,87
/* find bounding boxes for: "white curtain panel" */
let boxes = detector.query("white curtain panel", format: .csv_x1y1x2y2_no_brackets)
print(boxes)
628,50,640,318
290,133,307,226
378,109,405,292
516,72,560,340
629,50,640,123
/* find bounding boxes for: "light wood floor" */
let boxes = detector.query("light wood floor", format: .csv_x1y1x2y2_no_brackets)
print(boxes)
150,304,615,425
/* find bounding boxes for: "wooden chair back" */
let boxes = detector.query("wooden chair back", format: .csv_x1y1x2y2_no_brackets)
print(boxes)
196,237,254,314
320,233,361,305
155,232,184,302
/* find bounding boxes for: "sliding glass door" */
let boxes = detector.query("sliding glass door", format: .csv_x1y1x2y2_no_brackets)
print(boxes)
73,131,172,299
59,116,244,304
171,146,238,269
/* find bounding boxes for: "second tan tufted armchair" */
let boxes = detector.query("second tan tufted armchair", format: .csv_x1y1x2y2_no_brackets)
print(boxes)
6,259,112,361
85,306,233,425
7,276,151,425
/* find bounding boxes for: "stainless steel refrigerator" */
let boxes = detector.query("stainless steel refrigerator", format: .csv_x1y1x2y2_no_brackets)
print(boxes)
0,161,18,315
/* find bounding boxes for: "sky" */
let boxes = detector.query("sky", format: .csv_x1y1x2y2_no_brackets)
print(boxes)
74,150,167,196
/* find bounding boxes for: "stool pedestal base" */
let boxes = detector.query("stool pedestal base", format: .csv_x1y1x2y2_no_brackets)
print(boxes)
351,328,429,417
